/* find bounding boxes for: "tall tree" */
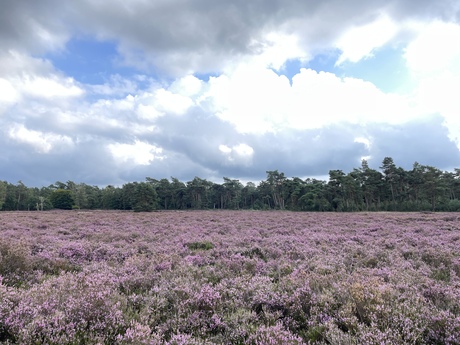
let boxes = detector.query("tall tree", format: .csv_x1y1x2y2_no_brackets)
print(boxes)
343,172,363,211
132,182,158,212
380,157,398,209
421,165,445,211
170,177,187,209
50,189,74,210
16,181,30,210
299,179,330,211
327,170,346,211
265,170,287,209
357,160,384,211
222,177,243,209
102,185,122,209
408,162,425,207
0,181,6,210
241,182,258,209
147,178,174,210
187,177,211,209
282,177,304,210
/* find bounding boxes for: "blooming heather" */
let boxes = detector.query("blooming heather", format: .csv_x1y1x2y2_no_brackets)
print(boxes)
0,210,459,344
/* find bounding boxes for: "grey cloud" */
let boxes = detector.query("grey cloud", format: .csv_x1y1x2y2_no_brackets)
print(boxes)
150,108,241,164
2,108,459,187
0,0,71,54
386,0,460,22
149,114,460,182
2,0,460,187
2,0,458,75
367,115,460,171
0,136,117,187
72,0,392,74
136,110,460,184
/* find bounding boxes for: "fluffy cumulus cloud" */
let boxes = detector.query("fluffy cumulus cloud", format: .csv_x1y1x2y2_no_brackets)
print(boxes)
335,14,399,65
1,0,460,186
108,140,164,166
219,143,254,167
8,124,73,154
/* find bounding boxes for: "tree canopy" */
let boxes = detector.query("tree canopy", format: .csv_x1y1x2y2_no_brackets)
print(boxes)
2,157,460,212
49,189,74,210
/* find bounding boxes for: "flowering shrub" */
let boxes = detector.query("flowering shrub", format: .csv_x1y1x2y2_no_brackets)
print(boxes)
0,210,459,344
4,269,127,344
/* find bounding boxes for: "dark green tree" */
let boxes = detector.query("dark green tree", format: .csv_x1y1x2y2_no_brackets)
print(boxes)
222,177,243,209
210,182,226,209
170,177,187,209
147,178,173,210
50,189,74,210
265,170,287,209
241,182,258,209
101,185,122,209
299,179,330,211
327,170,346,211
0,181,6,210
187,177,211,209
357,160,384,211
380,157,398,209
132,182,158,212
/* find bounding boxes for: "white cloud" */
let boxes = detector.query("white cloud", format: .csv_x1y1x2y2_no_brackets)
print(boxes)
0,78,19,103
112,94,136,111
336,14,398,65
0,51,84,115
354,137,372,150
21,75,84,99
169,75,204,97
250,32,306,70
8,124,73,153
108,140,164,166
404,21,460,148
219,143,254,166
208,65,292,133
87,84,196,123
153,89,194,115
404,21,460,76
413,72,460,146
218,145,232,154
137,104,163,121
206,66,417,134
0,50,60,78
88,74,141,96
0,78,19,115
233,143,254,156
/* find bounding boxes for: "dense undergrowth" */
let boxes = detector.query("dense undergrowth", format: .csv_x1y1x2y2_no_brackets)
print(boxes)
0,210,459,344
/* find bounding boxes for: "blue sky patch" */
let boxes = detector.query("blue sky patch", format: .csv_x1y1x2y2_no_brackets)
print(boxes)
274,50,340,82
333,46,411,93
46,38,140,85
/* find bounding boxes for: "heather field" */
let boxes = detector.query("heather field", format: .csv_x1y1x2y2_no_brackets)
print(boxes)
1,211,459,344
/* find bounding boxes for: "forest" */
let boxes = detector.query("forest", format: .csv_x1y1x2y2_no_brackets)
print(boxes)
2,157,460,212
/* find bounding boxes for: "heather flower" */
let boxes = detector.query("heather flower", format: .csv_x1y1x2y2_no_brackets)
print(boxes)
1,210,459,344
247,322,307,345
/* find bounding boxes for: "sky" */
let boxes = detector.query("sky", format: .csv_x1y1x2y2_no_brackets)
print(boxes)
1,0,460,187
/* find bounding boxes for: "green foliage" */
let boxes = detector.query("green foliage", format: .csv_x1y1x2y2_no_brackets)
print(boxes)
121,181,158,212
50,189,74,210
0,181,6,210
3,156,460,212
241,247,267,261
133,182,158,212
187,241,214,251
0,239,31,286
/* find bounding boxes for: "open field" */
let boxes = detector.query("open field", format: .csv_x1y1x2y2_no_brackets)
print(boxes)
1,210,460,344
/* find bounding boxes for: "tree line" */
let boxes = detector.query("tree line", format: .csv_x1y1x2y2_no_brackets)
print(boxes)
2,157,460,212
